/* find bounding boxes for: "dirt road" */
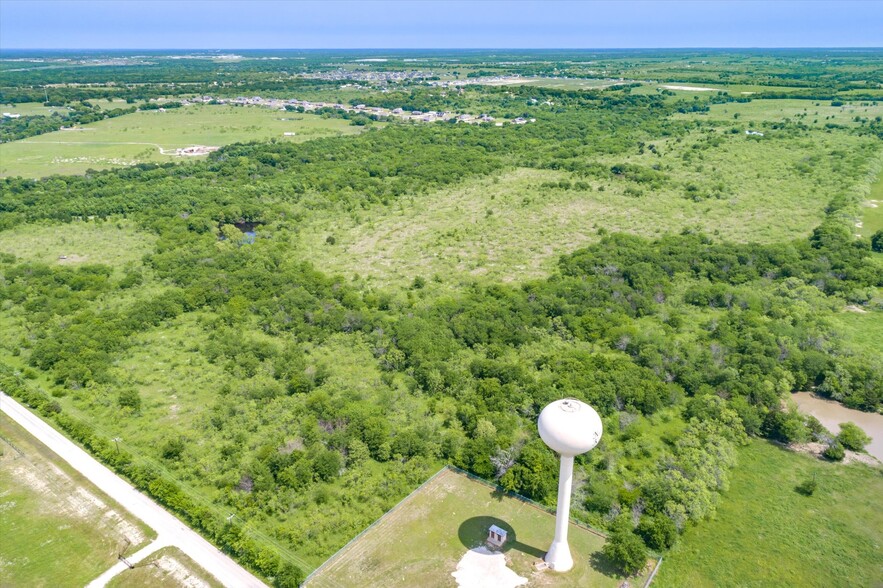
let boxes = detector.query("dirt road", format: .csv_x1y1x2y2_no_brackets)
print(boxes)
0,392,267,588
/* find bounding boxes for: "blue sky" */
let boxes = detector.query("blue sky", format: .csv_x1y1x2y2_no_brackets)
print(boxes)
1,1,880,49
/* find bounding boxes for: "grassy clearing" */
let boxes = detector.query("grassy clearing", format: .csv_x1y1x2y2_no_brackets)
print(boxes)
0,219,156,271
681,98,883,127
655,440,883,588
829,309,883,357
106,546,222,588
0,414,155,587
0,104,366,177
307,468,653,588
1,102,66,116
860,166,883,238
298,122,878,287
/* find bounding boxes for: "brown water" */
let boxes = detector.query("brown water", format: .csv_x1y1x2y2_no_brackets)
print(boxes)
792,392,883,461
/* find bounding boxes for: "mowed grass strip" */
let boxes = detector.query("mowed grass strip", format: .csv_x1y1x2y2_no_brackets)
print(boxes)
308,468,653,588
655,440,883,588
0,414,155,587
106,546,223,588
0,104,367,177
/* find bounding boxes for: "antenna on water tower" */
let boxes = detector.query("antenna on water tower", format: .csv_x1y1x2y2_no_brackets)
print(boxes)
537,398,603,572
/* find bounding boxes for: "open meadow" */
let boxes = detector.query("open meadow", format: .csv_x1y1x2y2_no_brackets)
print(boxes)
307,467,654,588
861,167,883,238
0,413,154,587
655,440,883,588
0,219,156,272
299,107,880,286
0,104,366,177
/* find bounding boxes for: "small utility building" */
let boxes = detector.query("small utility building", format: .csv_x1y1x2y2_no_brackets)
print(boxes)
487,525,508,548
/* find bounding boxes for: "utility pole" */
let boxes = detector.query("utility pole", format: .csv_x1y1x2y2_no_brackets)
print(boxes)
112,437,122,454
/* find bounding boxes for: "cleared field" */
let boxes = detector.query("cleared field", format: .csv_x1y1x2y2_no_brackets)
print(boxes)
0,104,366,177
655,440,883,588
0,413,154,587
510,78,630,90
631,83,806,96
307,467,654,588
0,219,156,270
106,546,222,588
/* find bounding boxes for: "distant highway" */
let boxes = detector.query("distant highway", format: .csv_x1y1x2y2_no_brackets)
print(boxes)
0,392,267,588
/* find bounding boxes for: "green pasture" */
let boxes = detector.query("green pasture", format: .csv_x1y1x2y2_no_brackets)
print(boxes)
1,99,146,117
511,78,631,90
655,440,883,588
0,414,154,587
1,102,67,116
0,104,366,178
307,467,654,588
106,546,223,588
680,98,883,127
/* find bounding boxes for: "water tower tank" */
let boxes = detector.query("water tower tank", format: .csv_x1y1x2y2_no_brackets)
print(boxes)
538,398,603,456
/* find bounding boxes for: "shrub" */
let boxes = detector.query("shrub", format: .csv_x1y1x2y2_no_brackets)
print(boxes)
823,442,845,461
603,520,648,576
836,422,871,451
637,514,678,550
118,389,142,412
795,477,818,496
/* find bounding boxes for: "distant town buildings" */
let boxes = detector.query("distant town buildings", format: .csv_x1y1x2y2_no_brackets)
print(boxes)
171,94,532,126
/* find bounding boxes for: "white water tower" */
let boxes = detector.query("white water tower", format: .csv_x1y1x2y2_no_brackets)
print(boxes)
538,398,603,572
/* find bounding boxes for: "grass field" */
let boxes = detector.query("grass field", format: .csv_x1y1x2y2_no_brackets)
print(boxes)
298,119,879,286
860,166,883,238
106,546,222,588
0,413,154,587
508,78,630,90
1,102,68,116
829,309,883,357
307,467,654,588
681,98,883,127
655,440,883,588
0,104,366,177
0,219,156,271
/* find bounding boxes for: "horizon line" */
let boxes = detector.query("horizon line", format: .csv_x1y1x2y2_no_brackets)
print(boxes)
3,46,883,51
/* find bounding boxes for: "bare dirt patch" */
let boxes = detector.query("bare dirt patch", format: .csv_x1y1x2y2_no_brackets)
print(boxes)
662,85,719,92
788,442,880,467
152,554,212,588
451,546,527,588
57,253,88,264
9,456,146,545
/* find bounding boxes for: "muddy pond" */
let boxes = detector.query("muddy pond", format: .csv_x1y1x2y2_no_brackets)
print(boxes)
792,392,883,461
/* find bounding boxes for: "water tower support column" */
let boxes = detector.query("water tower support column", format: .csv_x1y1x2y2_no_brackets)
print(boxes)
545,454,575,571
